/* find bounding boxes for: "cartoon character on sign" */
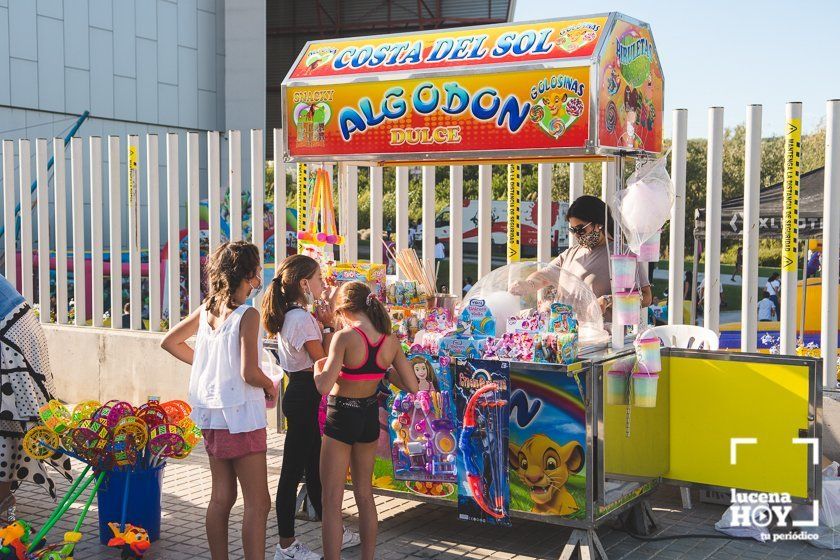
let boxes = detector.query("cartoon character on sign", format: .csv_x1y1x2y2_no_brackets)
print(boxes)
410,355,438,392
509,435,583,515
302,47,337,74
294,102,332,146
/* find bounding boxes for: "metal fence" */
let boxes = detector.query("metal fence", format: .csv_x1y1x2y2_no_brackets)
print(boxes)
1,101,839,386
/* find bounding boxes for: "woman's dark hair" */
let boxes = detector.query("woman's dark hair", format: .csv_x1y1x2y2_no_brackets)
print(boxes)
334,282,391,335
262,254,320,336
768,272,780,281
204,241,260,315
566,195,614,237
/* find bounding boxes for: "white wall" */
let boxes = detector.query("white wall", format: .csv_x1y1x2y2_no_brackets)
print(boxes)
0,0,227,131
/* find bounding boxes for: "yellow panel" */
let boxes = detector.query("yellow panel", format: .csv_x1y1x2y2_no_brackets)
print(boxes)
603,358,670,478
666,356,810,497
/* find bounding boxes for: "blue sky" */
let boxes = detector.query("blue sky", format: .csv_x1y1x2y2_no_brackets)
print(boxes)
513,1,840,139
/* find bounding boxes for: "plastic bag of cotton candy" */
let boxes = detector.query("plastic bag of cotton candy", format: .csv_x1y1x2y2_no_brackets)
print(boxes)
612,156,674,254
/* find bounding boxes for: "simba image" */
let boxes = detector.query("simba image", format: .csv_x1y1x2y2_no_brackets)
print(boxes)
509,435,584,516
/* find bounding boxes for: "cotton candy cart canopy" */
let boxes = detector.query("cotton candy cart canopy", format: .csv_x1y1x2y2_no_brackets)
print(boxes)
280,12,664,164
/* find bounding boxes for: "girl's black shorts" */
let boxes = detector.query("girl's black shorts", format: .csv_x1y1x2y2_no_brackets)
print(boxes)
323,394,379,445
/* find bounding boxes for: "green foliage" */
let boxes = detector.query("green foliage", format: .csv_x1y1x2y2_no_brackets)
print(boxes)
269,121,826,268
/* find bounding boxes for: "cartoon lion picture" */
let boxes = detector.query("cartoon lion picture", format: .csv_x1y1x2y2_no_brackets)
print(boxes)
509,435,584,515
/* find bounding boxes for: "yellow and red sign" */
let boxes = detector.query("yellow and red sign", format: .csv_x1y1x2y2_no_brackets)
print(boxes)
286,67,591,159
596,20,663,153
290,17,608,80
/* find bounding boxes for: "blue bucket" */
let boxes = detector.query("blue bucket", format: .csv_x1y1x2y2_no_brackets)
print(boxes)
97,465,164,545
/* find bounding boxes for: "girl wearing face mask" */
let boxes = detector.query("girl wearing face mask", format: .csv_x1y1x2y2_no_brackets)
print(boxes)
262,254,360,560
162,241,275,560
511,195,652,323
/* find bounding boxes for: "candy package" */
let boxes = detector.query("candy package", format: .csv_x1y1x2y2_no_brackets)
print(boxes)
459,298,496,337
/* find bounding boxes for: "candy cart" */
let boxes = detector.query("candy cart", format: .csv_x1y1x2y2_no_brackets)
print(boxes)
280,13,823,559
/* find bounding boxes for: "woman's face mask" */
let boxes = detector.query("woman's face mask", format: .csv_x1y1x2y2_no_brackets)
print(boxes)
575,227,602,249
247,277,263,300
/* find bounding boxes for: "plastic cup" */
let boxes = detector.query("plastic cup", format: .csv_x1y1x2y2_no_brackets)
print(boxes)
605,370,629,405
635,337,662,373
632,373,659,408
611,254,637,291
638,230,661,262
612,290,640,326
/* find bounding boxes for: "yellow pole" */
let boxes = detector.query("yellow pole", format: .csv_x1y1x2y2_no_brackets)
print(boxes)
507,164,521,263
296,163,308,254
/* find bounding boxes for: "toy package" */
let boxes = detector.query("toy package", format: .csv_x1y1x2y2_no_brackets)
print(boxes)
459,299,496,337
386,280,424,307
533,332,579,365
506,310,546,334
439,336,487,359
388,354,458,483
453,358,511,526
548,303,578,333
326,262,386,301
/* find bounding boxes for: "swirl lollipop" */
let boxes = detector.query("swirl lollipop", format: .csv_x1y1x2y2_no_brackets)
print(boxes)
23,426,61,460
39,400,72,434
112,433,140,467
114,415,149,448
148,424,186,464
137,400,168,429
94,400,135,428
72,400,101,426
161,400,192,424
70,419,111,465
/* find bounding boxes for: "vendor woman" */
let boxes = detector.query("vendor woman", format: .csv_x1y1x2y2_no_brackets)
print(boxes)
511,195,651,322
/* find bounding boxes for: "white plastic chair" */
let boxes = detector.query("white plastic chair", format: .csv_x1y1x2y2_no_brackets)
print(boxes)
639,325,719,510
640,324,719,351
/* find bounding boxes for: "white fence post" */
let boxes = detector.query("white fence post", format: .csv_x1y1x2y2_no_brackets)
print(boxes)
70,138,87,326
18,140,33,302
741,105,762,350
346,165,359,262
89,137,104,326
370,166,384,264
421,166,435,269
601,160,616,205
36,139,51,322
704,107,724,334
54,139,68,324
669,109,688,326
108,136,122,329
537,163,552,263
449,165,463,295
395,166,408,265
570,162,584,203
187,133,201,312
821,99,840,387
478,164,492,277
273,129,286,267
127,135,141,330
2,140,15,286
208,131,221,252
166,133,180,326
147,135,161,332
251,129,265,268
780,102,802,354
229,130,242,241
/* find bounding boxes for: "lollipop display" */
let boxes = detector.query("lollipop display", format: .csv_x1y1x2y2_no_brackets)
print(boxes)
12,396,201,559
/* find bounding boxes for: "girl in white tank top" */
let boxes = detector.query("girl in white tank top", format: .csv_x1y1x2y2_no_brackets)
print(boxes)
162,241,275,560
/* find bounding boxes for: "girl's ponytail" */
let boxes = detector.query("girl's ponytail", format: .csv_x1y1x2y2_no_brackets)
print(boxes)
262,254,320,336
261,278,287,336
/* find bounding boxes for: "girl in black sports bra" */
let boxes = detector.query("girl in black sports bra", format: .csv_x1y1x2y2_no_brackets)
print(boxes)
314,282,418,560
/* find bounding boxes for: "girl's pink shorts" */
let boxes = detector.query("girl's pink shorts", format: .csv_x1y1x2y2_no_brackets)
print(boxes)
202,428,267,460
